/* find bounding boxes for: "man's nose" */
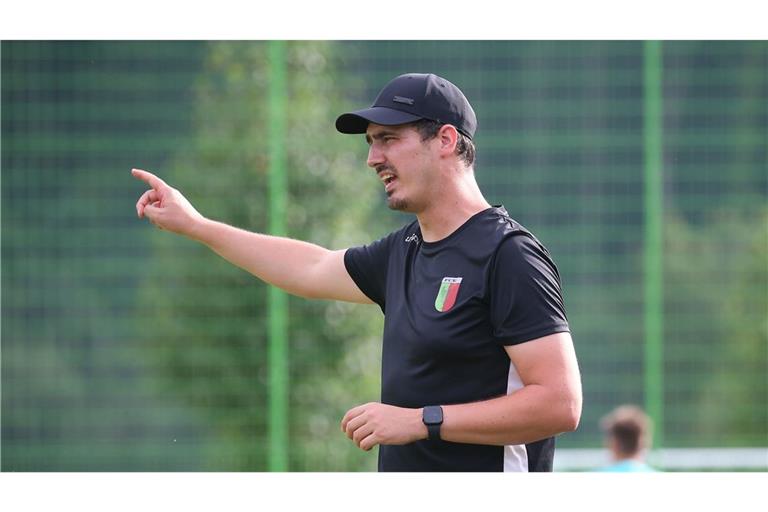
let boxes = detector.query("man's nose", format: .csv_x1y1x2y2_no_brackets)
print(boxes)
367,144,385,168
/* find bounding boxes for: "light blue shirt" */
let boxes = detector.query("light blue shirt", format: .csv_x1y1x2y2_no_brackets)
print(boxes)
598,459,657,472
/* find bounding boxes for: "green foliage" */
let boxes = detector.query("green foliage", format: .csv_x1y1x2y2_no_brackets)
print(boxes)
137,41,385,470
663,206,768,447
709,207,768,445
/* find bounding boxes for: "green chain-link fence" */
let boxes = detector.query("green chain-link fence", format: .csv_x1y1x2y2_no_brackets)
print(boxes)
3,41,766,471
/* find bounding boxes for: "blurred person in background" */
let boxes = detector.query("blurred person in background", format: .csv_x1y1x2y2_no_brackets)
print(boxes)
132,72,582,472
598,404,657,472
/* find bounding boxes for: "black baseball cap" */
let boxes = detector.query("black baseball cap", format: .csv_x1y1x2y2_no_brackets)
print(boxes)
335,73,477,139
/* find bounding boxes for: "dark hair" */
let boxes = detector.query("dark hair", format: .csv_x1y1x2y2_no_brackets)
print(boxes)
410,119,476,168
600,405,652,456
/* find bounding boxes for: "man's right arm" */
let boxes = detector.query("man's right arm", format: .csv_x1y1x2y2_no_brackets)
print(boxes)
192,219,372,303
132,168,372,304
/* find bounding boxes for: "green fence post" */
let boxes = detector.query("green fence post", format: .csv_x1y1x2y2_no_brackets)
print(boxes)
268,40,289,472
643,40,664,453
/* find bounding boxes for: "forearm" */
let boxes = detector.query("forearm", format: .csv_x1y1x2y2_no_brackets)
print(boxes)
438,384,580,446
190,217,330,298
133,169,369,303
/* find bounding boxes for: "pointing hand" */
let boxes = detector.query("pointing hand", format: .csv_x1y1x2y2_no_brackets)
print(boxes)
132,168,205,238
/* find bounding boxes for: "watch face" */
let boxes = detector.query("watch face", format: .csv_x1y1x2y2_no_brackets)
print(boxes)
424,406,443,425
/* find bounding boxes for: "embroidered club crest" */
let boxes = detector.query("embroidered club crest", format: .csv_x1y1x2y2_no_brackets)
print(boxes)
435,277,463,312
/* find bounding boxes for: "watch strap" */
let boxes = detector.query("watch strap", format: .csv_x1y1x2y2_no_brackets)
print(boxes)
427,422,441,441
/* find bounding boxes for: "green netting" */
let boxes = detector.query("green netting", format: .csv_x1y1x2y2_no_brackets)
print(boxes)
2,41,766,471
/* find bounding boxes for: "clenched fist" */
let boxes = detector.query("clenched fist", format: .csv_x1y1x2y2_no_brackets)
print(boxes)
132,168,206,239
341,402,428,452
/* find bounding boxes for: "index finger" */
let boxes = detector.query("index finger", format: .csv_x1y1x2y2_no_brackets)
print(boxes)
131,168,168,190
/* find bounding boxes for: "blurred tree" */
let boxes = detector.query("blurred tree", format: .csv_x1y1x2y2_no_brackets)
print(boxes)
136,41,387,470
711,207,767,446
663,207,768,447
661,41,767,449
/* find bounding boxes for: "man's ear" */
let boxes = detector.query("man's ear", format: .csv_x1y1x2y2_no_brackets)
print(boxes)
436,124,459,157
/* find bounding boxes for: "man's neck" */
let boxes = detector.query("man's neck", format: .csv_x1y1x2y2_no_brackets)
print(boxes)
415,171,492,242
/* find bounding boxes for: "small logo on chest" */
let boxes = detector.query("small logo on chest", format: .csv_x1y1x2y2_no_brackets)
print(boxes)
435,277,463,312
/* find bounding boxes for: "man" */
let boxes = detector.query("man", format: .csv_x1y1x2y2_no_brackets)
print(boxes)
133,72,582,472
598,405,657,472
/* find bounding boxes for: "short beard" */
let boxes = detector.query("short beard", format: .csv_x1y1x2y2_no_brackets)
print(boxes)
386,194,409,211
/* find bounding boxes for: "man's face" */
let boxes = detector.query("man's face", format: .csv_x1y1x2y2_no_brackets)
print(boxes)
365,123,436,212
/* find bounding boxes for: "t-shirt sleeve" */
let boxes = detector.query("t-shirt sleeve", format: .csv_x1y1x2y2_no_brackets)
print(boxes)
490,234,570,346
343,231,398,312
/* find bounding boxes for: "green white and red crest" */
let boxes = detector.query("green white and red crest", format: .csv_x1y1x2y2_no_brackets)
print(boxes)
435,277,463,312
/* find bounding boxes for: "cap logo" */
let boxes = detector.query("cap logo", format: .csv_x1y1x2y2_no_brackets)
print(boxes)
392,96,415,105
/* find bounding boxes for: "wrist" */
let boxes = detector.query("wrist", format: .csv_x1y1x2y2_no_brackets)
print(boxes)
188,215,213,243
416,408,429,441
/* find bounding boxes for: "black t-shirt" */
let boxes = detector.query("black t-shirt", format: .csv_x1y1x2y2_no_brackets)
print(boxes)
344,206,570,472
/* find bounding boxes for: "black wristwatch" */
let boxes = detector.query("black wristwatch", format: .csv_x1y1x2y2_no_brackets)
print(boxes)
422,405,443,441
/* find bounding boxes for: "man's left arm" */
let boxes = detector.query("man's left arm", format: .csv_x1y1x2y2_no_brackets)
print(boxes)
440,331,581,445
341,331,582,450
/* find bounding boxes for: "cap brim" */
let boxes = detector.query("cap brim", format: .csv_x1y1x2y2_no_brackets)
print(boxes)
335,107,423,134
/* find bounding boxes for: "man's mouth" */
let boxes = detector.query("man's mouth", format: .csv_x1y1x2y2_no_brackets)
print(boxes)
379,171,397,193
